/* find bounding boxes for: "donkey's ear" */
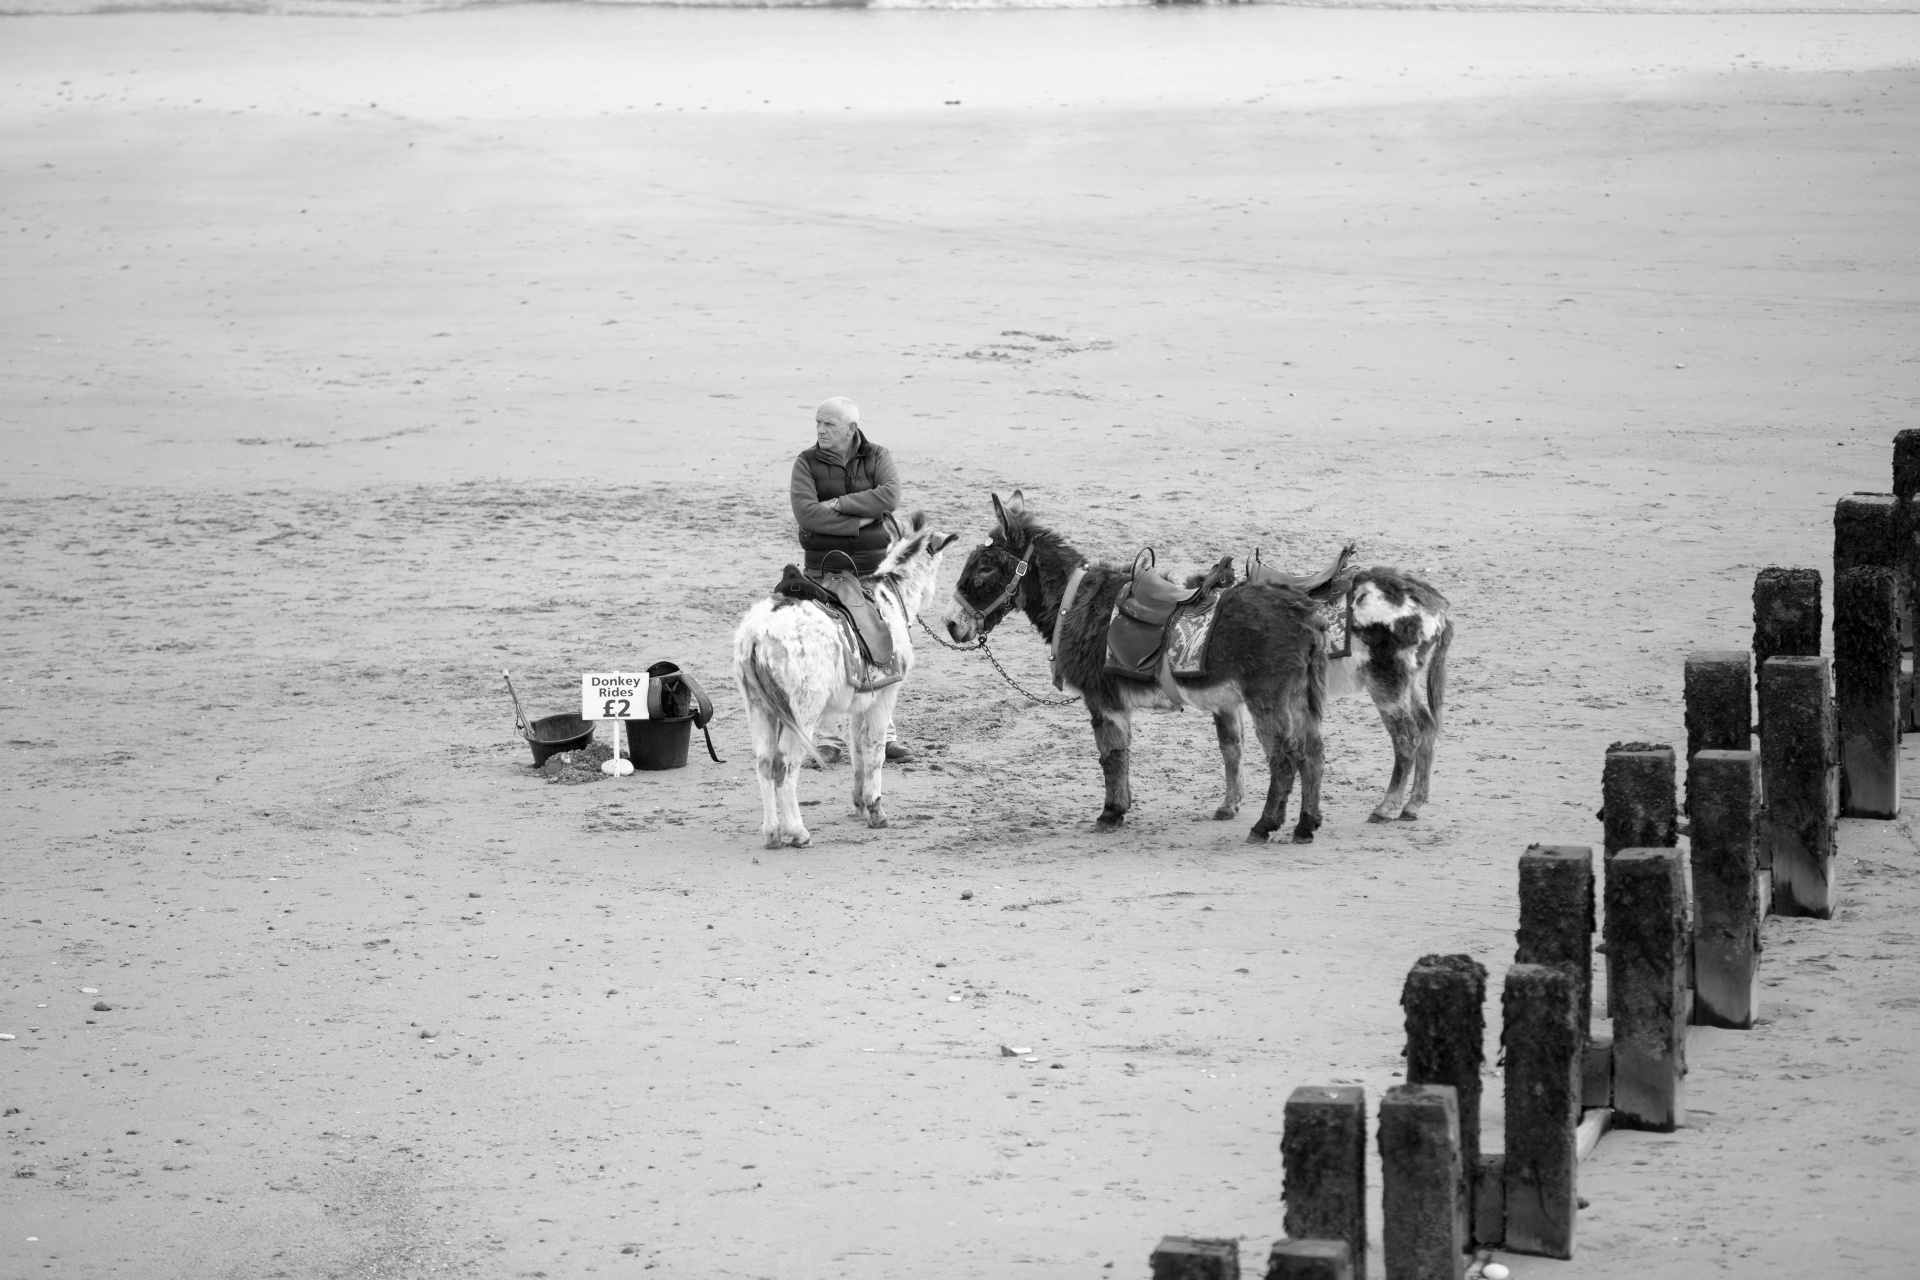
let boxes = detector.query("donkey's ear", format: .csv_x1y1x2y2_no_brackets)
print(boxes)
990,492,1009,536
931,532,960,554
1004,490,1027,517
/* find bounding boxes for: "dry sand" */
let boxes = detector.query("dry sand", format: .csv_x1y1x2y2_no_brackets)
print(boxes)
4,7,1920,1278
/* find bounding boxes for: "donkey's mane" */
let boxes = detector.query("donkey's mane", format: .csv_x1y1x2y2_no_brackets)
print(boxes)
991,508,1106,641
1001,512,1093,562
873,509,935,581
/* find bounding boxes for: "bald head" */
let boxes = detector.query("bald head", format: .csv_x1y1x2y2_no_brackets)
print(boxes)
814,397,859,457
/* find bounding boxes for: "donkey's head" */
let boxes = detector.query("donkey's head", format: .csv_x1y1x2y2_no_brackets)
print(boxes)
875,510,961,618
945,490,1037,644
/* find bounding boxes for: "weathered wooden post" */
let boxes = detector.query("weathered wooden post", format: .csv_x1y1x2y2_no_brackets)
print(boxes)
1514,845,1594,1035
1265,1240,1353,1280
1834,492,1899,574
1152,1238,1239,1280
1752,566,1823,668
1892,431,1920,729
1759,655,1838,917
1607,848,1688,1131
1379,1084,1465,1280
1500,963,1581,1260
1834,565,1901,817
1401,955,1486,1246
1282,1086,1367,1278
1688,750,1763,1028
1600,745,1675,1014
1683,651,1752,814
1601,743,1678,857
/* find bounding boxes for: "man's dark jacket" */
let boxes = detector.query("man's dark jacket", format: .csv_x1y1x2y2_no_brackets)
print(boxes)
790,428,901,574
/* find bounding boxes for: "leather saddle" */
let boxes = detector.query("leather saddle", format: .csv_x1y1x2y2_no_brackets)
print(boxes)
775,551,896,668
1244,541,1358,602
1106,548,1235,678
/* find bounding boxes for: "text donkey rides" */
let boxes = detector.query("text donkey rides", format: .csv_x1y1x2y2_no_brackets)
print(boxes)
944,491,1453,840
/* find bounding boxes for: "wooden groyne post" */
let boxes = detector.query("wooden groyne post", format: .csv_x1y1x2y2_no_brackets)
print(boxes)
1608,847,1688,1131
1500,963,1581,1260
1833,564,1901,817
1600,744,1676,1014
1759,655,1838,917
1379,1084,1465,1280
1282,1086,1367,1278
1401,955,1486,1247
1688,749,1763,1028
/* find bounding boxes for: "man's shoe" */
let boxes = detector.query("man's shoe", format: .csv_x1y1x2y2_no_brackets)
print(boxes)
884,741,913,763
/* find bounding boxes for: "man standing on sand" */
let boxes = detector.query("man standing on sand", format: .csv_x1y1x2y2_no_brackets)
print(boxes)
790,396,912,764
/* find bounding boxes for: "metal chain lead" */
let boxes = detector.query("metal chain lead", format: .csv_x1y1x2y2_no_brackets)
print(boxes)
915,615,1080,707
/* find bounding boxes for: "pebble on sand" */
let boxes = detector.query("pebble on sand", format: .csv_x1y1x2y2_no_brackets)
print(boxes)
0,1034,14,1041
960,890,973,900
80,988,98,994
91,1001,110,1012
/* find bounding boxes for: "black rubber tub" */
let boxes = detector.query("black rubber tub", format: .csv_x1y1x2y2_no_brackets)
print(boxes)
525,713,596,766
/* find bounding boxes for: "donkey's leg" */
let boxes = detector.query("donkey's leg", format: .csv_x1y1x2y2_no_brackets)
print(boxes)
773,728,812,848
1400,687,1439,821
1290,718,1326,844
1091,705,1133,830
850,688,896,829
1368,693,1422,823
1402,618,1451,820
1246,718,1296,844
1212,708,1244,821
749,711,783,848
848,693,872,816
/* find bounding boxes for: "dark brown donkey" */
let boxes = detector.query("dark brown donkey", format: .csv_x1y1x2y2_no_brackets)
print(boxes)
943,491,1329,843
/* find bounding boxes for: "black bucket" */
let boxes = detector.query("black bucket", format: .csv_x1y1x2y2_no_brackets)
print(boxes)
525,713,596,766
627,715,694,770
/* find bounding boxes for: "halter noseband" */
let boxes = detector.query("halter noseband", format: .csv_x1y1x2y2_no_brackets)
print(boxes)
957,543,1035,629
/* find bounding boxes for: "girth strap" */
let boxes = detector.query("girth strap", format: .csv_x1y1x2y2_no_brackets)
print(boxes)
1050,563,1088,691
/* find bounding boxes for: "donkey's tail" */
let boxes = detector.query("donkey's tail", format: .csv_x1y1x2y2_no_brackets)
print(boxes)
1306,633,1327,725
739,637,823,768
1427,617,1453,736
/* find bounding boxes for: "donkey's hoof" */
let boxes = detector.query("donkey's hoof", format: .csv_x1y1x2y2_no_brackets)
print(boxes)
1367,811,1396,824
1396,810,1421,822
1213,804,1240,821
1291,830,1316,845
866,806,889,829
787,830,812,848
1094,811,1125,831
763,832,783,850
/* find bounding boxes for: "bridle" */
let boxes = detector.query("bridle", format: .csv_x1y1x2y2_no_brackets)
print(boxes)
953,542,1035,633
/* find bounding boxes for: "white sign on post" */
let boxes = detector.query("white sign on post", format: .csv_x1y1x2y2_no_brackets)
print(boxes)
584,673,647,777
583,672,650,721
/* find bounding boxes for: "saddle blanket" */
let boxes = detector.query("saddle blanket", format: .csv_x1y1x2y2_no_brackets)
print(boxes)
834,612,906,693
1107,591,1222,682
1318,589,1353,660
1163,594,1221,678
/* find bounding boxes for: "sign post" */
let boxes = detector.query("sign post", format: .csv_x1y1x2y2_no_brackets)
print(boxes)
582,672,650,776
